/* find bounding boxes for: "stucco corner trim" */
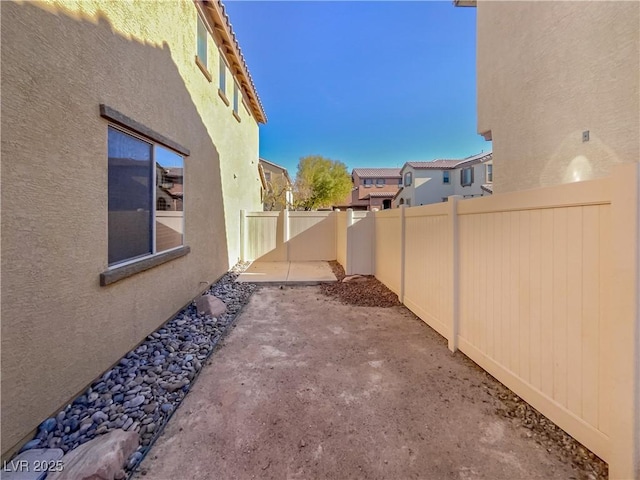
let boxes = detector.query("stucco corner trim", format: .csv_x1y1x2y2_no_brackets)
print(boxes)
195,55,213,82
218,89,230,107
99,104,191,156
232,111,241,123
100,246,191,286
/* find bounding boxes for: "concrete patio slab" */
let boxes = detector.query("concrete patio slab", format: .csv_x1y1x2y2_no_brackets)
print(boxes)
135,286,578,480
236,261,336,284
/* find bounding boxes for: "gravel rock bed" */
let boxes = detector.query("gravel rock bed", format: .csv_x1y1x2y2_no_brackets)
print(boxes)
320,261,401,307
21,263,255,475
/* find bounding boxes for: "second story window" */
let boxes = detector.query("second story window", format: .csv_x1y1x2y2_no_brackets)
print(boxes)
461,167,473,187
363,179,373,188
404,172,412,187
443,171,450,184
486,164,493,183
196,15,207,68
398,177,403,186
233,82,239,114
219,52,226,93
376,178,385,187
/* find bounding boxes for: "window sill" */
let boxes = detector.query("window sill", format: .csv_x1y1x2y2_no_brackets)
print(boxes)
218,89,230,106
232,111,241,123
195,56,212,82
100,246,190,286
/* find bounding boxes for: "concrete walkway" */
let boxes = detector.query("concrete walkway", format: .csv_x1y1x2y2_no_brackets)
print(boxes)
236,261,336,284
135,285,578,480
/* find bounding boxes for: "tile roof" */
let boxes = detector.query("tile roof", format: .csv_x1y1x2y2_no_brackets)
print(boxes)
481,184,493,193
204,1,267,123
352,168,401,178
364,191,397,198
405,152,492,170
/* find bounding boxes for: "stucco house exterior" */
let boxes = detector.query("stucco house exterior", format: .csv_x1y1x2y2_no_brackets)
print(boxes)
334,168,401,211
394,152,492,207
1,0,266,456
259,158,293,210
457,0,639,193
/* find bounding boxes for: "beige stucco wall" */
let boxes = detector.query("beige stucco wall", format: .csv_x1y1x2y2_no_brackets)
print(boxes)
477,1,639,193
1,0,261,454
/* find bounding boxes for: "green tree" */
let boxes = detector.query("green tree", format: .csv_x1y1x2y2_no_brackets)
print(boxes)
293,155,352,210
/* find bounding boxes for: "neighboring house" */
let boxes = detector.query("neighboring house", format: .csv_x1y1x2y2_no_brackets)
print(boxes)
259,158,293,210
1,0,266,456
456,0,639,193
334,168,401,211
394,152,493,207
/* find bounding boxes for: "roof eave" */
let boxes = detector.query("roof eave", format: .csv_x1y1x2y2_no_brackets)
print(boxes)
203,0,267,124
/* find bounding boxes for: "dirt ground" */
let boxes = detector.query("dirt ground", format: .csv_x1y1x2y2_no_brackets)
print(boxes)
135,286,580,480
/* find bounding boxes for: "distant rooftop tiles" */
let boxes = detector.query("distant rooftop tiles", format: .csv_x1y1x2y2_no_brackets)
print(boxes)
405,152,492,170
352,168,401,178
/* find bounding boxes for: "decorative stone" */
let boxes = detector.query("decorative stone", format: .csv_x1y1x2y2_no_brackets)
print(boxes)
126,451,143,470
19,439,42,453
48,430,138,480
195,295,226,317
39,418,57,434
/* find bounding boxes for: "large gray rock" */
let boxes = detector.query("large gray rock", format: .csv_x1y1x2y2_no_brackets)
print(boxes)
195,294,226,317
48,429,138,480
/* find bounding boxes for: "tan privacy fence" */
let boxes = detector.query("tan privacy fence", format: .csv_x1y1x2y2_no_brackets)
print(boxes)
241,164,639,479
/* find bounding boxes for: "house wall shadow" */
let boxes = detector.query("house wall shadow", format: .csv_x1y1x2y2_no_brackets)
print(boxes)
1,2,236,455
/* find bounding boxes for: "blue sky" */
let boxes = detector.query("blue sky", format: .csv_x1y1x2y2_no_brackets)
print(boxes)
225,1,491,174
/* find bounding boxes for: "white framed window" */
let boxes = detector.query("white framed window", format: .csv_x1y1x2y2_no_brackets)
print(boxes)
363,179,373,188
404,172,412,187
443,171,450,184
108,126,184,266
398,177,403,186
486,164,493,183
460,167,473,187
376,178,385,187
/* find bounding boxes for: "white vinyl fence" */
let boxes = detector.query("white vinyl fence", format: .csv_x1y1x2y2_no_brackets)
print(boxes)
240,163,639,479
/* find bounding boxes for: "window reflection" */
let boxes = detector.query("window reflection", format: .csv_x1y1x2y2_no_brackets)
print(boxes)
155,146,184,253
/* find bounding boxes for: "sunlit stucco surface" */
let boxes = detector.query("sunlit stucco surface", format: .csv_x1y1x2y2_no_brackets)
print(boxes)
477,1,639,192
1,0,261,454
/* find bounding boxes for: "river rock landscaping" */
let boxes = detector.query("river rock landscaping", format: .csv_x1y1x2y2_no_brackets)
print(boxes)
19,263,255,476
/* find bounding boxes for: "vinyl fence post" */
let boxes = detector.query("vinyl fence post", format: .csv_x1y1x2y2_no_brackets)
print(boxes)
399,204,406,303
447,195,462,353
240,209,246,262
283,209,290,261
346,209,354,275
609,163,640,480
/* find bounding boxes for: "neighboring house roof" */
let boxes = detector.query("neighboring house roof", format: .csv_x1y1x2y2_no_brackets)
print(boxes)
202,0,267,123
259,158,292,185
364,191,396,199
352,168,401,178
404,152,493,171
481,184,493,194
